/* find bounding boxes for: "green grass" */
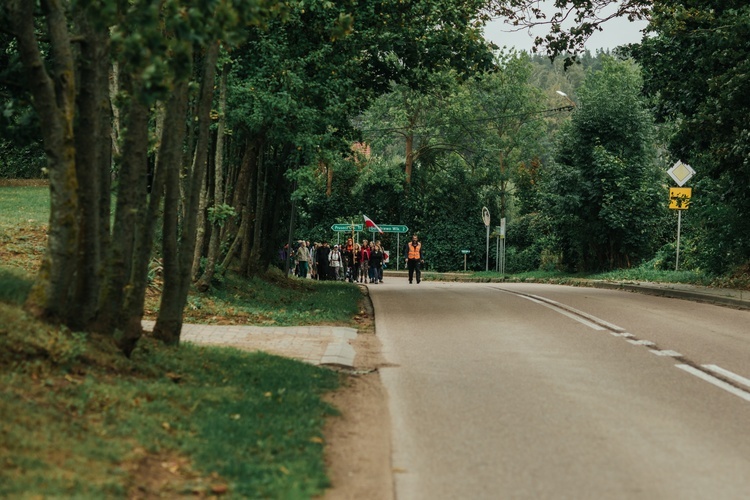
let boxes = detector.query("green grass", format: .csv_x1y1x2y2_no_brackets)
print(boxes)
0,184,363,497
0,266,33,304
0,302,341,498
587,268,714,285
423,267,728,288
0,186,49,227
181,268,362,327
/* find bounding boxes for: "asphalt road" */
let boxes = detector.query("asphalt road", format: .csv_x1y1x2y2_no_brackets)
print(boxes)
370,281,750,500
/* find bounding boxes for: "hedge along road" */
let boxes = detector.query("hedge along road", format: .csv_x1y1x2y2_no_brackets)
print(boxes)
369,280,750,499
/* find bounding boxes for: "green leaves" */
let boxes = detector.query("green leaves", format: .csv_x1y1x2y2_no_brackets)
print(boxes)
545,57,667,271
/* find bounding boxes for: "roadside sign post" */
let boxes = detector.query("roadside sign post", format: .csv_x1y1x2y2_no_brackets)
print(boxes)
667,161,695,271
461,250,470,271
482,207,490,272
499,218,506,275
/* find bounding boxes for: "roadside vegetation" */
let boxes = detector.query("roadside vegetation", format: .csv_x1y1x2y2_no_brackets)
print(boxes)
0,184,361,498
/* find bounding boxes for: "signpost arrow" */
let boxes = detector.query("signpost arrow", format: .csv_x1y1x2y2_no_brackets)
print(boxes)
331,224,363,232
367,224,409,233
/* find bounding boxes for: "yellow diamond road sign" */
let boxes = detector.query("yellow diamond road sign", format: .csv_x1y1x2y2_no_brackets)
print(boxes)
667,161,695,187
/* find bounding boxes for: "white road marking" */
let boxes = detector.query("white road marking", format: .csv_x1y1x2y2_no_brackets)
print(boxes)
676,364,750,403
651,350,682,357
517,295,605,330
627,340,655,346
702,365,750,390
609,332,634,338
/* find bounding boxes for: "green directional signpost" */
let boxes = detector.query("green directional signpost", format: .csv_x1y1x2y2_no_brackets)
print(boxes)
367,224,409,270
331,222,409,268
367,224,408,234
331,223,363,232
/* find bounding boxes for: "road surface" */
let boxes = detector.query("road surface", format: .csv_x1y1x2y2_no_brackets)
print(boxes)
370,281,750,499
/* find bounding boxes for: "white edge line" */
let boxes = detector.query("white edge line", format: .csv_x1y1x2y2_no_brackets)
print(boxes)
651,350,682,357
627,340,655,346
702,365,750,390
676,364,750,403
518,295,605,331
524,294,625,332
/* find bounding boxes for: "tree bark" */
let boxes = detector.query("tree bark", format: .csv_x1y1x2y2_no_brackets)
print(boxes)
246,141,270,276
405,133,414,185
11,0,80,322
154,41,220,345
196,66,228,291
96,74,149,335
119,79,190,356
71,13,110,330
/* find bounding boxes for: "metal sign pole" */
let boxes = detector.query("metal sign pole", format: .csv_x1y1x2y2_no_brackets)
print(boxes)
501,237,506,275
676,210,682,271
396,233,400,270
485,225,490,272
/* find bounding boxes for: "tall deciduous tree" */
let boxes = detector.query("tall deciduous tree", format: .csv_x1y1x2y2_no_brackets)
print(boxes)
543,57,667,271
3,0,275,354
632,0,750,274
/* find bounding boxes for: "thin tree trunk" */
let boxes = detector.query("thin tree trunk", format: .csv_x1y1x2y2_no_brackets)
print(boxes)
247,142,269,276
191,164,210,280
223,139,254,240
326,160,333,196
96,75,149,334
71,14,109,329
196,67,228,291
219,206,246,273
240,139,262,274
110,62,121,159
154,41,220,345
405,133,414,185
119,79,190,356
11,0,79,322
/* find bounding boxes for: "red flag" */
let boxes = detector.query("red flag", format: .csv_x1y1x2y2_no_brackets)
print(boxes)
363,214,383,234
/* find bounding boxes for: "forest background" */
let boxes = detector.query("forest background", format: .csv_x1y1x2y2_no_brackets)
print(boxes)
1,0,749,354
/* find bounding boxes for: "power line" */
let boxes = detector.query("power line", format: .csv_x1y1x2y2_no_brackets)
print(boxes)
357,104,574,134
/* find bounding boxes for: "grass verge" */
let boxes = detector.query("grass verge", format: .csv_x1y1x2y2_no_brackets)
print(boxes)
0,302,342,498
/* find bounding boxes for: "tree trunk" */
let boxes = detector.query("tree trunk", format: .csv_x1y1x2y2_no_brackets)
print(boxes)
154,41,220,345
191,163,210,280
11,0,80,322
246,142,270,276
196,66,228,291
96,75,150,335
119,79,190,356
222,139,255,241
405,133,414,184
326,160,333,196
240,139,262,274
71,13,110,329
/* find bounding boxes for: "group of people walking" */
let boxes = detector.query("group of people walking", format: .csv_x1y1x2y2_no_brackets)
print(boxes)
290,233,424,285
292,238,387,283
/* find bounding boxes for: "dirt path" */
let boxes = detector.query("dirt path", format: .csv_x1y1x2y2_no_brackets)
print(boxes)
322,289,394,500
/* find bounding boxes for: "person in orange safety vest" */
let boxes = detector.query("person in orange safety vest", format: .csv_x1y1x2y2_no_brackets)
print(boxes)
404,234,423,284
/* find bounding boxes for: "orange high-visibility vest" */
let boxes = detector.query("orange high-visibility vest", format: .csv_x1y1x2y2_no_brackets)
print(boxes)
408,242,421,260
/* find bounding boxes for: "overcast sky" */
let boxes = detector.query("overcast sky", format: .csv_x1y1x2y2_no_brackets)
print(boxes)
483,10,648,53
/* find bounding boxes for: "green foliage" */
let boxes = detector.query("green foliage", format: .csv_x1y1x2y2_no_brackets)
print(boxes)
633,1,750,273
403,155,488,272
206,203,236,226
542,57,669,271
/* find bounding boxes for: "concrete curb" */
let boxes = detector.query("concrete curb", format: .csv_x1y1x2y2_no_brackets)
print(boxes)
589,281,750,310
